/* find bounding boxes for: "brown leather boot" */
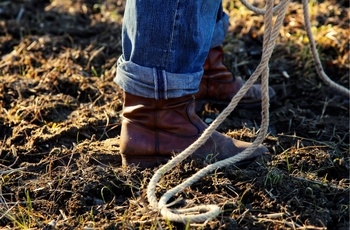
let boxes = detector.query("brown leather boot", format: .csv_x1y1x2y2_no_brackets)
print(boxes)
195,46,276,108
120,92,268,168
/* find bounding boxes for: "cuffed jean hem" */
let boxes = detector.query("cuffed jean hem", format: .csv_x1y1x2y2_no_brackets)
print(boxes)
114,56,203,100
211,13,229,48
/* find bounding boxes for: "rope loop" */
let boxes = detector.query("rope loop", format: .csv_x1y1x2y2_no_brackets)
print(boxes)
240,0,288,15
146,0,350,224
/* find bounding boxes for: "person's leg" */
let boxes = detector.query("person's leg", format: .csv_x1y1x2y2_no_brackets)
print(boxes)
115,0,267,168
115,0,221,99
196,5,276,107
210,4,229,49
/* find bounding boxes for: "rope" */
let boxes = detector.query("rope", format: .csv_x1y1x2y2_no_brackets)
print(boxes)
146,0,350,224
301,0,350,97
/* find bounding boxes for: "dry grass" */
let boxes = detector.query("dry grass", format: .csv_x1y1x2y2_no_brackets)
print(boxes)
0,0,349,229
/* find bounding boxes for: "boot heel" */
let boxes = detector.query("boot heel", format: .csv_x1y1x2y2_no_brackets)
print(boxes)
121,154,170,169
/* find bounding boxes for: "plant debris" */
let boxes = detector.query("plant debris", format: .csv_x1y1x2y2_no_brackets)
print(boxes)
0,0,349,229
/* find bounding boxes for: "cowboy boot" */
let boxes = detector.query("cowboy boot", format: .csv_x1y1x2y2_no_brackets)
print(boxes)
120,91,268,168
195,46,276,108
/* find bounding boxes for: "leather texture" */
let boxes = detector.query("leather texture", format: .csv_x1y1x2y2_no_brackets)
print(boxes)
120,92,267,168
195,46,276,106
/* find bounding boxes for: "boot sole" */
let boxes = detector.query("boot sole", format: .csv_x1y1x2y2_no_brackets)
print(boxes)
121,154,171,169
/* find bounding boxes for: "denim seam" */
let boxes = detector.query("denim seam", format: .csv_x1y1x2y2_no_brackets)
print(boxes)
166,0,180,71
157,69,165,99
153,68,158,99
161,70,168,99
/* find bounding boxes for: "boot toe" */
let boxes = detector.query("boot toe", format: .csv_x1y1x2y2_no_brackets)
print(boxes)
192,132,268,165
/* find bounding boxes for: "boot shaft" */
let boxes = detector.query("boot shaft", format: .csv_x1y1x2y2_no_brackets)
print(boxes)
120,92,208,158
203,46,233,81
122,92,205,135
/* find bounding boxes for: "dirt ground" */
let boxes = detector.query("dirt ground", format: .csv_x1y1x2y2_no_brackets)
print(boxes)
0,0,349,229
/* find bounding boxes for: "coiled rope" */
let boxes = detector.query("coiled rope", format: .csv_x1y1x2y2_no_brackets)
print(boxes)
146,0,350,224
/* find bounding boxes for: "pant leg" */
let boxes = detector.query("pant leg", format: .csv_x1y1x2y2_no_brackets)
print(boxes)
211,4,229,48
115,0,222,99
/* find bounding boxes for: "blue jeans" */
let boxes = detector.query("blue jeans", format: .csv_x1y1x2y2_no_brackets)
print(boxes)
115,1,229,99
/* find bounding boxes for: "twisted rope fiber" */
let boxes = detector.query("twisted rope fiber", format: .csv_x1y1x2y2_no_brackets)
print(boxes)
146,0,350,224
302,0,350,97
147,0,286,223
240,0,285,15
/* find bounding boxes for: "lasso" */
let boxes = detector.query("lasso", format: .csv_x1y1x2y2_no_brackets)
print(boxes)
146,0,350,224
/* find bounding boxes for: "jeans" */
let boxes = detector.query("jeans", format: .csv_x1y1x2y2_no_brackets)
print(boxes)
115,0,229,99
